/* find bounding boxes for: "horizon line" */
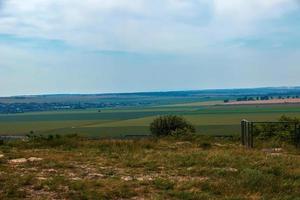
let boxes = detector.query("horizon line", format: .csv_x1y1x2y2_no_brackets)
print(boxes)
1,85,299,98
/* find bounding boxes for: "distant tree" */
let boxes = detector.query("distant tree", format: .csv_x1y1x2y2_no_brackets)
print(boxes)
261,96,270,101
224,99,229,103
237,96,248,101
248,97,255,101
150,115,195,137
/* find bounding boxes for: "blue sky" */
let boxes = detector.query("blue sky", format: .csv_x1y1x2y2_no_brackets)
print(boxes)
0,0,300,96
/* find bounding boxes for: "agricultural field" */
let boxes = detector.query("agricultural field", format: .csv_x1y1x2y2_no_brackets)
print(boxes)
2,102,300,138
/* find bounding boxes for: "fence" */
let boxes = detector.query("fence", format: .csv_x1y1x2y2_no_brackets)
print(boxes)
241,120,300,148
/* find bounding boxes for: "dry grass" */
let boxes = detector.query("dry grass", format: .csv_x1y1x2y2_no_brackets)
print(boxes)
0,136,299,200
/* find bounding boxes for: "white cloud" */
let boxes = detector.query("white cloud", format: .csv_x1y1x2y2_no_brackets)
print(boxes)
0,0,298,53
213,0,296,21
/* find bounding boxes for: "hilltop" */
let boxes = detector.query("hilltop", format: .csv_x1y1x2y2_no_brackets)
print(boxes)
0,136,299,199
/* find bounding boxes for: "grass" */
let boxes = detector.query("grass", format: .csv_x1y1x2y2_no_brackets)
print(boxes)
0,135,299,199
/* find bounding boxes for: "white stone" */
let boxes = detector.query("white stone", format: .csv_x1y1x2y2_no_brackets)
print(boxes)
9,158,28,164
121,176,133,181
28,157,43,162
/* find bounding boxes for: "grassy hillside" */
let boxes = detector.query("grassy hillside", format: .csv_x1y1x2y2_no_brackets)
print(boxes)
0,136,299,199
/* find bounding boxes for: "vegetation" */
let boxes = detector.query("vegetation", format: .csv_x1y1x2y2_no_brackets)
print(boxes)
254,115,300,144
2,103,300,137
0,136,299,199
150,115,195,137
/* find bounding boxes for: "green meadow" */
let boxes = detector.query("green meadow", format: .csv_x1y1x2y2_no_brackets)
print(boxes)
2,103,300,137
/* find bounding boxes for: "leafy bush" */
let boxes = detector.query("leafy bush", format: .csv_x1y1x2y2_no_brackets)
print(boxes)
150,115,196,137
253,115,300,143
199,142,212,150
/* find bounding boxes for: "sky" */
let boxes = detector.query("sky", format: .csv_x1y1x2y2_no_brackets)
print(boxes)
0,0,300,96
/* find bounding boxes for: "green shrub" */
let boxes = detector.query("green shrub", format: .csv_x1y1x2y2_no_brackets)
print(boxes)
153,178,175,190
150,115,195,137
253,115,300,143
199,142,212,150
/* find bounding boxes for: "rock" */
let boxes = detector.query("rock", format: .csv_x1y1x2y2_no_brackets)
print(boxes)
273,148,283,152
121,176,133,181
9,158,28,164
9,157,43,164
225,167,238,172
187,167,194,171
269,153,282,157
214,143,227,147
0,154,4,159
45,169,58,173
262,148,284,154
37,177,47,181
262,148,272,153
137,176,153,181
176,176,209,182
88,173,105,179
137,177,144,181
175,141,192,146
214,167,238,172
28,157,43,162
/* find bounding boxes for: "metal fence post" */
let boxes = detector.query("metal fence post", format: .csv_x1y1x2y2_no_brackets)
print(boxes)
241,120,254,149
245,121,249,148
241,120,245,146
296,125,300,148
250,122,254,148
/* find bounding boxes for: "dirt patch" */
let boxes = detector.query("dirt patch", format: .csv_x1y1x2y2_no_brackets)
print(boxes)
224,98,300,105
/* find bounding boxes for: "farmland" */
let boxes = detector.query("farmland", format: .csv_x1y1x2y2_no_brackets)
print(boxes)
2,88,300,138
2,102,300,138
1,89,300,199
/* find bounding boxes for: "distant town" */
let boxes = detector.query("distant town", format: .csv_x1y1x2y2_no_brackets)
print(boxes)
1,87,300,114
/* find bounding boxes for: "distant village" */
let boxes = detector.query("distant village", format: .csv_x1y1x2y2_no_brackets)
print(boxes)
0,102,151,114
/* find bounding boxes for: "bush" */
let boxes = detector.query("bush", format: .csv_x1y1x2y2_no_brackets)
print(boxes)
150,115,196,137
199,142,212,150
253,115,300,143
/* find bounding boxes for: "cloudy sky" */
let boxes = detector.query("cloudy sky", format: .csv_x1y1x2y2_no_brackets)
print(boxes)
0,0,300,96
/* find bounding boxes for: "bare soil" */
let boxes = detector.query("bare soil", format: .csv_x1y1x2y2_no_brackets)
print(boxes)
224,98,300,105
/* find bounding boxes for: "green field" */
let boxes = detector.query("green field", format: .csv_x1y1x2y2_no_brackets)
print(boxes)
2,103,300,137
